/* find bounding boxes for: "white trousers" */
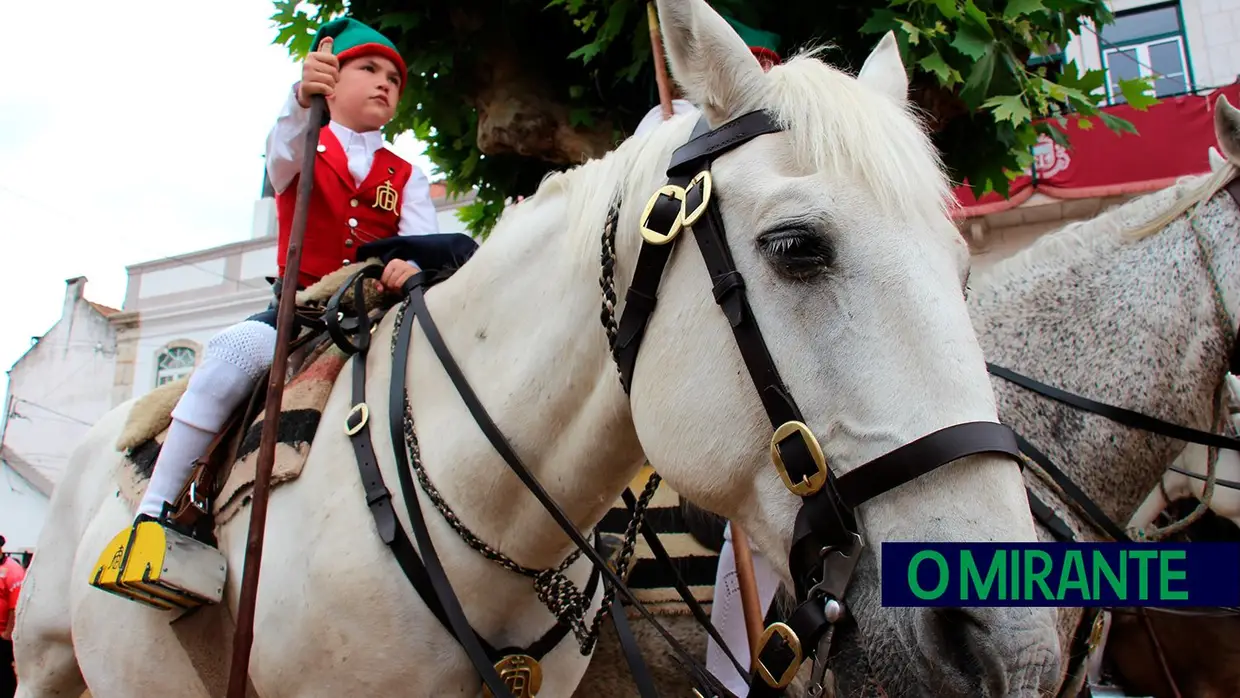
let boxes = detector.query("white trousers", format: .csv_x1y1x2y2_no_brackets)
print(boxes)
136,320,277,519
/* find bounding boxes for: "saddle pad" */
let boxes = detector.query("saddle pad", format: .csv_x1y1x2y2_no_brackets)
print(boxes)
115,341,350,527
213,343,348,525
598,465,720,616
115,259,388,527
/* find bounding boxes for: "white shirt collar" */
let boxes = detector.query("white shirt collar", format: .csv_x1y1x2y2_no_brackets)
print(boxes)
328,121,385,152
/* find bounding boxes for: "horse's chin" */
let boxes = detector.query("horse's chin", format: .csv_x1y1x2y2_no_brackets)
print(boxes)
829,585,1060,698
824,557,1045,698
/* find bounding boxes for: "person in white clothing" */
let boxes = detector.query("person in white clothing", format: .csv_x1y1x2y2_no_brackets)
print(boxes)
633,97,699,137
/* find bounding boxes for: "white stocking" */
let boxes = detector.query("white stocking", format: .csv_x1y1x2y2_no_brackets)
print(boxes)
135,321,276,519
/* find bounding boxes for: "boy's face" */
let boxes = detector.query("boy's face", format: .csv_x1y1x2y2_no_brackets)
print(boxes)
328,55,402,132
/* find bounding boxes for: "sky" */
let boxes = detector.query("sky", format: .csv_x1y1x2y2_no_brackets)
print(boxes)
0,0,436,398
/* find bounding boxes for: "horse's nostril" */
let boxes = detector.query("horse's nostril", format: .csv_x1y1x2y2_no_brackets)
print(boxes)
918,607,1010,696
930,607,988,675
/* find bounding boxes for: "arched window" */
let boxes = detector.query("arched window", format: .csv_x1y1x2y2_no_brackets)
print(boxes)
155,346,197,386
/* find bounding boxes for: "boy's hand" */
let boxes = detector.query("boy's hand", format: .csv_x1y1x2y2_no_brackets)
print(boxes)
297,37,338,108
379,259,420,294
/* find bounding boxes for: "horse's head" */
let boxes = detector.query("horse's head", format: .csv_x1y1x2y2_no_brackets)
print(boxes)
614,0,1059,694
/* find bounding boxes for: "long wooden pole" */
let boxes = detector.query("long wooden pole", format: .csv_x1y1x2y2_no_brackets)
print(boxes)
645,0,766,671
729,524,765,665
225,89,328,698
646,2,674,121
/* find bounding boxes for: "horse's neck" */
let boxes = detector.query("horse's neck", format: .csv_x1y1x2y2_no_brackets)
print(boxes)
969,181,1240,532
402,186,647,570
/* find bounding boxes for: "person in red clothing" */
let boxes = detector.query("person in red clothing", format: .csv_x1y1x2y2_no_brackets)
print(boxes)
0,535,24,697
123,17,479,546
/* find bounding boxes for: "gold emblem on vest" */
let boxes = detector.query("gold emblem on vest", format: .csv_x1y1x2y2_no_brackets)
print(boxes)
482,654,542,698
373,179,400,216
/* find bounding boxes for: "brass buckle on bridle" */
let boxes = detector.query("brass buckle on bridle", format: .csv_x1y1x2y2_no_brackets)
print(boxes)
638,171,715,246
770,420,829,496
754,622,803,688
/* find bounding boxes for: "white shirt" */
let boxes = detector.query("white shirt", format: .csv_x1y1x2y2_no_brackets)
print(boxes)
633,98,699,138
265,86,440,236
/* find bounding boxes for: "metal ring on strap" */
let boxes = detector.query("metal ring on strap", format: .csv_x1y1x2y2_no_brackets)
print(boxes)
639,184,688,245
344,403,370,436
324,264,385,355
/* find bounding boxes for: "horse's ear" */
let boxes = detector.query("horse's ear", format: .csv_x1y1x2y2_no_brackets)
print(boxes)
857,32,909,103
655,0,766,125
1209,146,1227,172
1214,95,1240,165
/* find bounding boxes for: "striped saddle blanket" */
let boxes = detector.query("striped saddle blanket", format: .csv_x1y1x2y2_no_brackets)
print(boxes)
596,465,721,615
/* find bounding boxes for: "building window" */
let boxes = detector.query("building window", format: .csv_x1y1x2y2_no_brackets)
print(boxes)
155,346,196,386
1099,2,1191,103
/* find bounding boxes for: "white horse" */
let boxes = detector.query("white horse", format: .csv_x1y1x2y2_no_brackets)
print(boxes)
12,1,1059,696
581,98,1240,698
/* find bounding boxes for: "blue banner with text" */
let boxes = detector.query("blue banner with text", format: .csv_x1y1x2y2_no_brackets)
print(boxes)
880,542,1240,607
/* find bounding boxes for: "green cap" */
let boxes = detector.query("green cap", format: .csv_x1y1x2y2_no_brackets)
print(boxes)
312,18,408,91
719,12,781,70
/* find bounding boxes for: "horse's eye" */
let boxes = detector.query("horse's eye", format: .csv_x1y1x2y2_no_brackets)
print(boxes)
758,228,834,280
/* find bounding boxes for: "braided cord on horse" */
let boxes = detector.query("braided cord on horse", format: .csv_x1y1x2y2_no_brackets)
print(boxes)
387,294,660,655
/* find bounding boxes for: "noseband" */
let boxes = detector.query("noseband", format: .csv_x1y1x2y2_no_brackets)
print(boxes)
608,110,1026,695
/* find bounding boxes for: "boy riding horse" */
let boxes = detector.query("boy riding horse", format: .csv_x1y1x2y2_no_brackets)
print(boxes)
97,17,478,593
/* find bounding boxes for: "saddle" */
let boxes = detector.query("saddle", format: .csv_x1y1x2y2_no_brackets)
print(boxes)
163,261,392,541
162,242,478,544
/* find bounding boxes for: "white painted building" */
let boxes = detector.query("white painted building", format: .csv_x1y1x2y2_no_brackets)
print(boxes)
0,277,119,553
966,0,1240,266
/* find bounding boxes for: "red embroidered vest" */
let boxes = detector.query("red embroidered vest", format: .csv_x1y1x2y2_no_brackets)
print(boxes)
275,126,414,288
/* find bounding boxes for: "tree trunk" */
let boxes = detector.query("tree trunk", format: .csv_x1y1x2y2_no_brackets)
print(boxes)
470,36,616,166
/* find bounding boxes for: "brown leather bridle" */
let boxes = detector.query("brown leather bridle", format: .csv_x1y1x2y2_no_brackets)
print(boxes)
606,109,1029,696
334,106,1033,698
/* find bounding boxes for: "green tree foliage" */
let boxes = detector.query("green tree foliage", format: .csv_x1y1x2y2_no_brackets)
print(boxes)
271,0,1156,237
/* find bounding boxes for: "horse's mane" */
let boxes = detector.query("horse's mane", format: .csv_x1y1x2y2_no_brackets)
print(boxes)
487,44,958,279
974,161,1238,290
